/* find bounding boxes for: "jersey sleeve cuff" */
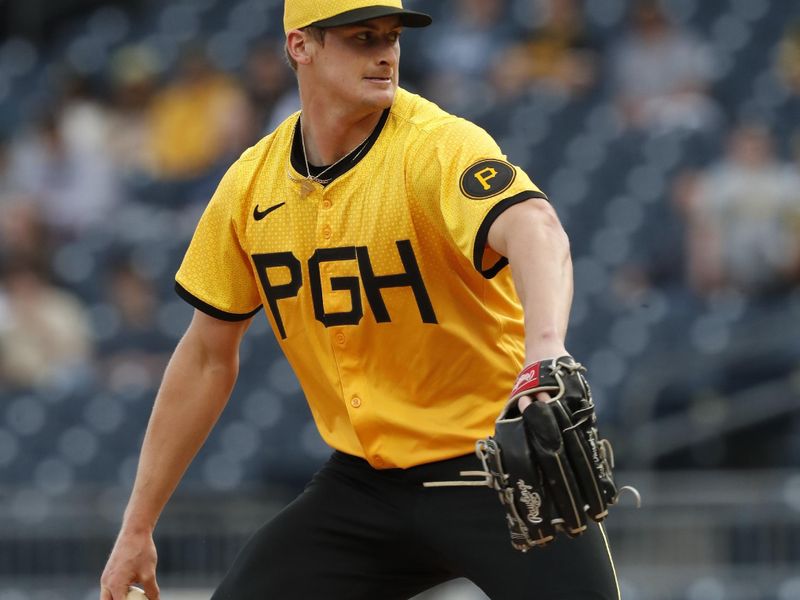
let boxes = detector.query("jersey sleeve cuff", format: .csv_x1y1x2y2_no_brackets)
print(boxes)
175,282,262,322
472,191,549,279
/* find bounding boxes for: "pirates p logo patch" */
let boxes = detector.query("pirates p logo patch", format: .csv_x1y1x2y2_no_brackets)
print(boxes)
459,159,516,200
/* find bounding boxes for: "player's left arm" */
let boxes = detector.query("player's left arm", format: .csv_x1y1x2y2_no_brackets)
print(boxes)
481,200,639,550
487,198,573,409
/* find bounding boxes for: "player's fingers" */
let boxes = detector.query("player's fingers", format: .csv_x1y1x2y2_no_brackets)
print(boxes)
100,583,126,600
517,392,551,413
141,578,160,600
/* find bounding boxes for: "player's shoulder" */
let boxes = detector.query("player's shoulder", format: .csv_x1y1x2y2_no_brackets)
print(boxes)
391,88,495,146
213,112,298,200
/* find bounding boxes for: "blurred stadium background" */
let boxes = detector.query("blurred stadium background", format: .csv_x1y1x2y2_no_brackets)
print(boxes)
1,0,800,598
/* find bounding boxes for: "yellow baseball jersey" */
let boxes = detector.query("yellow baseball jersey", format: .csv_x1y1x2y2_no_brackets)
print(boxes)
176,88,547,468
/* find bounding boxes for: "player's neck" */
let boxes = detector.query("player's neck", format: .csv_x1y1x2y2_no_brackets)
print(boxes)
299,102,384,167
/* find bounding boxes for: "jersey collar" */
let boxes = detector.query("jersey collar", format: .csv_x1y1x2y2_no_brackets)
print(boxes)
290,108,390,186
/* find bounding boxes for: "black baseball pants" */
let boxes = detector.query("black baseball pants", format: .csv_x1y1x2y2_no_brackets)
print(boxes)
211,451,620,600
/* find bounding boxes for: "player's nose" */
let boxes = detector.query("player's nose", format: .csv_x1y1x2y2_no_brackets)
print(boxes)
375,41,399,66
376,52,396,68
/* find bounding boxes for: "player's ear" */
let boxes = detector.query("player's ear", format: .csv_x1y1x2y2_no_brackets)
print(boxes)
286,30,313,66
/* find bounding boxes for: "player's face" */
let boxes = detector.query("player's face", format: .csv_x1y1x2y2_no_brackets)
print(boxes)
312,17,403,112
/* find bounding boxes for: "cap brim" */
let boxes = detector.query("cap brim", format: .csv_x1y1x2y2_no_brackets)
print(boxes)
311,6,432,28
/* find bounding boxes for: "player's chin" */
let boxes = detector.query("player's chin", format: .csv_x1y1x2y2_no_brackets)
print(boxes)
361,79,397,108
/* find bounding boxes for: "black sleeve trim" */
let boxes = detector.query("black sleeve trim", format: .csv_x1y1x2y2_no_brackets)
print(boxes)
473,191,550,279
175,282,262,322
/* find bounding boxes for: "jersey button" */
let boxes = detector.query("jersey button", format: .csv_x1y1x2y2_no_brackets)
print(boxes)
350,396,362,408
335,332,346,346
373,455,384,467
322,224,332,239
322,199,332,209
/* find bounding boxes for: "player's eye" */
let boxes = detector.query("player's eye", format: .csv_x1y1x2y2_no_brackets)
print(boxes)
355,32,371,42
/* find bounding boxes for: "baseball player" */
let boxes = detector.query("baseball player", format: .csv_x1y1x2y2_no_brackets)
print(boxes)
100,1,620,599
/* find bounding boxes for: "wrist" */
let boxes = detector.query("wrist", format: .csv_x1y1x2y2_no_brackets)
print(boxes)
524,333,567,365
120,524,155,539
120,514,156,537
524,350,569,365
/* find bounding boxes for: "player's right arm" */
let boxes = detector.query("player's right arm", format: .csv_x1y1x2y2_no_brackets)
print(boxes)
100,309,252,600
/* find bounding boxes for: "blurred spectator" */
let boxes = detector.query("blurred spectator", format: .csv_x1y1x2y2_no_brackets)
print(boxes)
516,0,599,97
243,40,297,137
97,259,172,395
106,44,160,182
8,73,122,238
776,20,800,95
610,0,720,134
678,124,800,297
0,195,54,270
58,72,112,161
0,257,93,391
147,43,252,181
420,0,517,114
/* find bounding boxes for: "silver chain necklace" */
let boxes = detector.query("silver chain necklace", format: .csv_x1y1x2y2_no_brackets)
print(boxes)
293,118,371,198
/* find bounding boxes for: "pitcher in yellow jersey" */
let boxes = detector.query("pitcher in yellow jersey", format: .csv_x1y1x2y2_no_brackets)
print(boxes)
100,1,620,599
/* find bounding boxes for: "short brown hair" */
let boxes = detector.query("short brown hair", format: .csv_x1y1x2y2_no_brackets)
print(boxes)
285,26,326,71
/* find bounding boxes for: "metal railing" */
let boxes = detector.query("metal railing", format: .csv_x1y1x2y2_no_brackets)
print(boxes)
2,469,799,599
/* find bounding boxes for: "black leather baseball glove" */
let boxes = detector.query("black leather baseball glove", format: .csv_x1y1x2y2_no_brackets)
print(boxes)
476,356,638,551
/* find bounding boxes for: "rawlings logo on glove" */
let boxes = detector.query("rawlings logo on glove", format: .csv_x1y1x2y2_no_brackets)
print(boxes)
476,356,639,552
516,479,543,524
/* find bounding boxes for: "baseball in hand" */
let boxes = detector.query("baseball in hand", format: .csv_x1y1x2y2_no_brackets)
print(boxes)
126,586,149,600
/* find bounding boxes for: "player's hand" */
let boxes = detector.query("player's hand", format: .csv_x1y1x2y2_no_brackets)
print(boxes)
100,529,159,600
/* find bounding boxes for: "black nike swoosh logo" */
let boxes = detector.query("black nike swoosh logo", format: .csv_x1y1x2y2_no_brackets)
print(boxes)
253,202,286,221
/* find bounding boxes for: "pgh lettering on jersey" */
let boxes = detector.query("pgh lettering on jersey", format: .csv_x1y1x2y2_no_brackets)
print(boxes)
252,239,437,339
175,88,547,469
